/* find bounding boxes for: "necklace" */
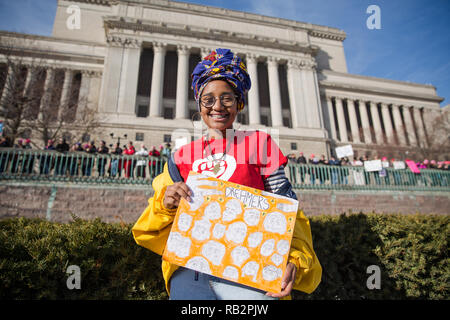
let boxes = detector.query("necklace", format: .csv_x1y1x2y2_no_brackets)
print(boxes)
204,130,234,175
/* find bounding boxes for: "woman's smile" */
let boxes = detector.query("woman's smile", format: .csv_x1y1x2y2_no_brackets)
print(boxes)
199,80,238,134
209,112,230,122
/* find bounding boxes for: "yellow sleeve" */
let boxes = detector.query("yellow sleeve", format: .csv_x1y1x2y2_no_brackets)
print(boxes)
287,209,322,294
132,163,177,256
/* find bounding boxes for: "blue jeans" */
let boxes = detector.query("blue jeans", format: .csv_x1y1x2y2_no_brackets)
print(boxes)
169,267,278,300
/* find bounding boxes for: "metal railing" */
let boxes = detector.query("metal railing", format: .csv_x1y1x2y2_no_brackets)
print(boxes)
0,148,449,191
0,148,164,185
286,162,450,192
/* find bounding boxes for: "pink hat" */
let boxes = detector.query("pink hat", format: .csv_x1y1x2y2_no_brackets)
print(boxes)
430,160,436,164
423,159,429,164
382,157,387,161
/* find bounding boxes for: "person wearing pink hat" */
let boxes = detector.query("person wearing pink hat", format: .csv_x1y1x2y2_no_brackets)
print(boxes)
430,160,437,169
39,138,55,175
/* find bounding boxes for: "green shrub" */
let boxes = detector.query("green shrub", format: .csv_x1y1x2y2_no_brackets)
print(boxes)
293,213,449,300
0,213,448,299
0,216,167,300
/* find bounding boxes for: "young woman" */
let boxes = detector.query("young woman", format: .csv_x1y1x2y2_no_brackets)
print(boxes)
132,48,321,300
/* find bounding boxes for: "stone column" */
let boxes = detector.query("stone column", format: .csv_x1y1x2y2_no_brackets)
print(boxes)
76,70,91,120
149,42,166,117
347,98,361,143
117,39,142,115
413,107,427,148
381,103,394,144
286,59,307,128
391,104,406,145
324,96,337,140
59,69,73,120
99,36,126,113
335,97,348,142
86,71,102,112
299,58,323,129
39,68,55,120
402,106,418,147
267,57,283,127
23,66,34,95
0,65,13,105
246,54,261,125
175,45,190,119
421,107,441,144
358,100,373,144
370,101,383,144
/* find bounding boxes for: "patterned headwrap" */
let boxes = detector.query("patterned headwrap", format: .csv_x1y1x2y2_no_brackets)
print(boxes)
191,48,251,111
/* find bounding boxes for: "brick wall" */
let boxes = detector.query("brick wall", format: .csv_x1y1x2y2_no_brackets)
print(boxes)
0,184,448,224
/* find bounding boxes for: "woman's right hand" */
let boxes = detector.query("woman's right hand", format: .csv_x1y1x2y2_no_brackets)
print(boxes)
163,182,192,210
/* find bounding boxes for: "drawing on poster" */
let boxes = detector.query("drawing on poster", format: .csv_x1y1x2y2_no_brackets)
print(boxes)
163,171,298,293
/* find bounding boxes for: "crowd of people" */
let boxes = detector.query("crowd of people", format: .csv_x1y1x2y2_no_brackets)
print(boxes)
286,152,449,186
1,135,449,182
287,152,450,171
0,135,172,179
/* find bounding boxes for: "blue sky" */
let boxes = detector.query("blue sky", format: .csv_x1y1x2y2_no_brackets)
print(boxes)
0,0,448,106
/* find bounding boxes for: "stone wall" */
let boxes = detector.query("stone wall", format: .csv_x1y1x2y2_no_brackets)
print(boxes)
1,183,448,224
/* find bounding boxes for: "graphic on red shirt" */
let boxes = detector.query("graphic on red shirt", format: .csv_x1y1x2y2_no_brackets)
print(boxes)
174,130,287,191
192,153,237,181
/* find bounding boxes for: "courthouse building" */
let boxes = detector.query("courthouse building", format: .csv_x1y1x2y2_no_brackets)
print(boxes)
0,0,445,158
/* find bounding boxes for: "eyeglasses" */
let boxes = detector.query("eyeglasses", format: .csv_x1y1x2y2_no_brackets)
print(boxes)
199,94,237,109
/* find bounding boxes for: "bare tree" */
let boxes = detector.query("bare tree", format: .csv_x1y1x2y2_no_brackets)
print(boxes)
0,49,100,147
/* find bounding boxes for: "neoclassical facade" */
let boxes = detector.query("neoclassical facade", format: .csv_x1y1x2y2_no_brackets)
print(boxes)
0,0,445,158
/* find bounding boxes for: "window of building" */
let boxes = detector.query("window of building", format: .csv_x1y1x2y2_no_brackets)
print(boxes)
164,134,171,143
163,107,174,119
137,105,148,118
136,132,144,141
283,117,291,128
261,115,269,126
82,133,90,143
291,142,297,150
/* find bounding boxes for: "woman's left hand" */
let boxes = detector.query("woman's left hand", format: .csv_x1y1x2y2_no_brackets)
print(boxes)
265,262,297,298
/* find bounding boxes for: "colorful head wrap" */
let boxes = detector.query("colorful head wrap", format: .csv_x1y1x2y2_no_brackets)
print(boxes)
191,48,251,111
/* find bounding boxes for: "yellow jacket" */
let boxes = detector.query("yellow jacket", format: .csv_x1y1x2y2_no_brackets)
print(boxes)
132,163,322,298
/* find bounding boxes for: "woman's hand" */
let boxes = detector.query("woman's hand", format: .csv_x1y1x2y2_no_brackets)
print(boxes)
163,182,192,210
266,262,297,298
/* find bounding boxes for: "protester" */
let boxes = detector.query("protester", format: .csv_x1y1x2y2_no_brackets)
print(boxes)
68,142,83,176
82,141,97,176
11,138,24,173
135,144,148,178
123,141,136,178
161,143,172,158
96,140,109,177
109,142,123,178
132,48,321,300
148,145,161,177
39,139,55,175
22,139,34,174
55,138,70,176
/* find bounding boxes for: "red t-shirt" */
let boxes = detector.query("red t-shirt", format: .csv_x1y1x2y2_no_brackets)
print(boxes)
173,130,287,191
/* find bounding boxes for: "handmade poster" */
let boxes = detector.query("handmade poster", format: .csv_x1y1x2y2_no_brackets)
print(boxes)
162,171,299,293
364,159,382,172
405,160,420,173
393,161,406,170
335,144,354,159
